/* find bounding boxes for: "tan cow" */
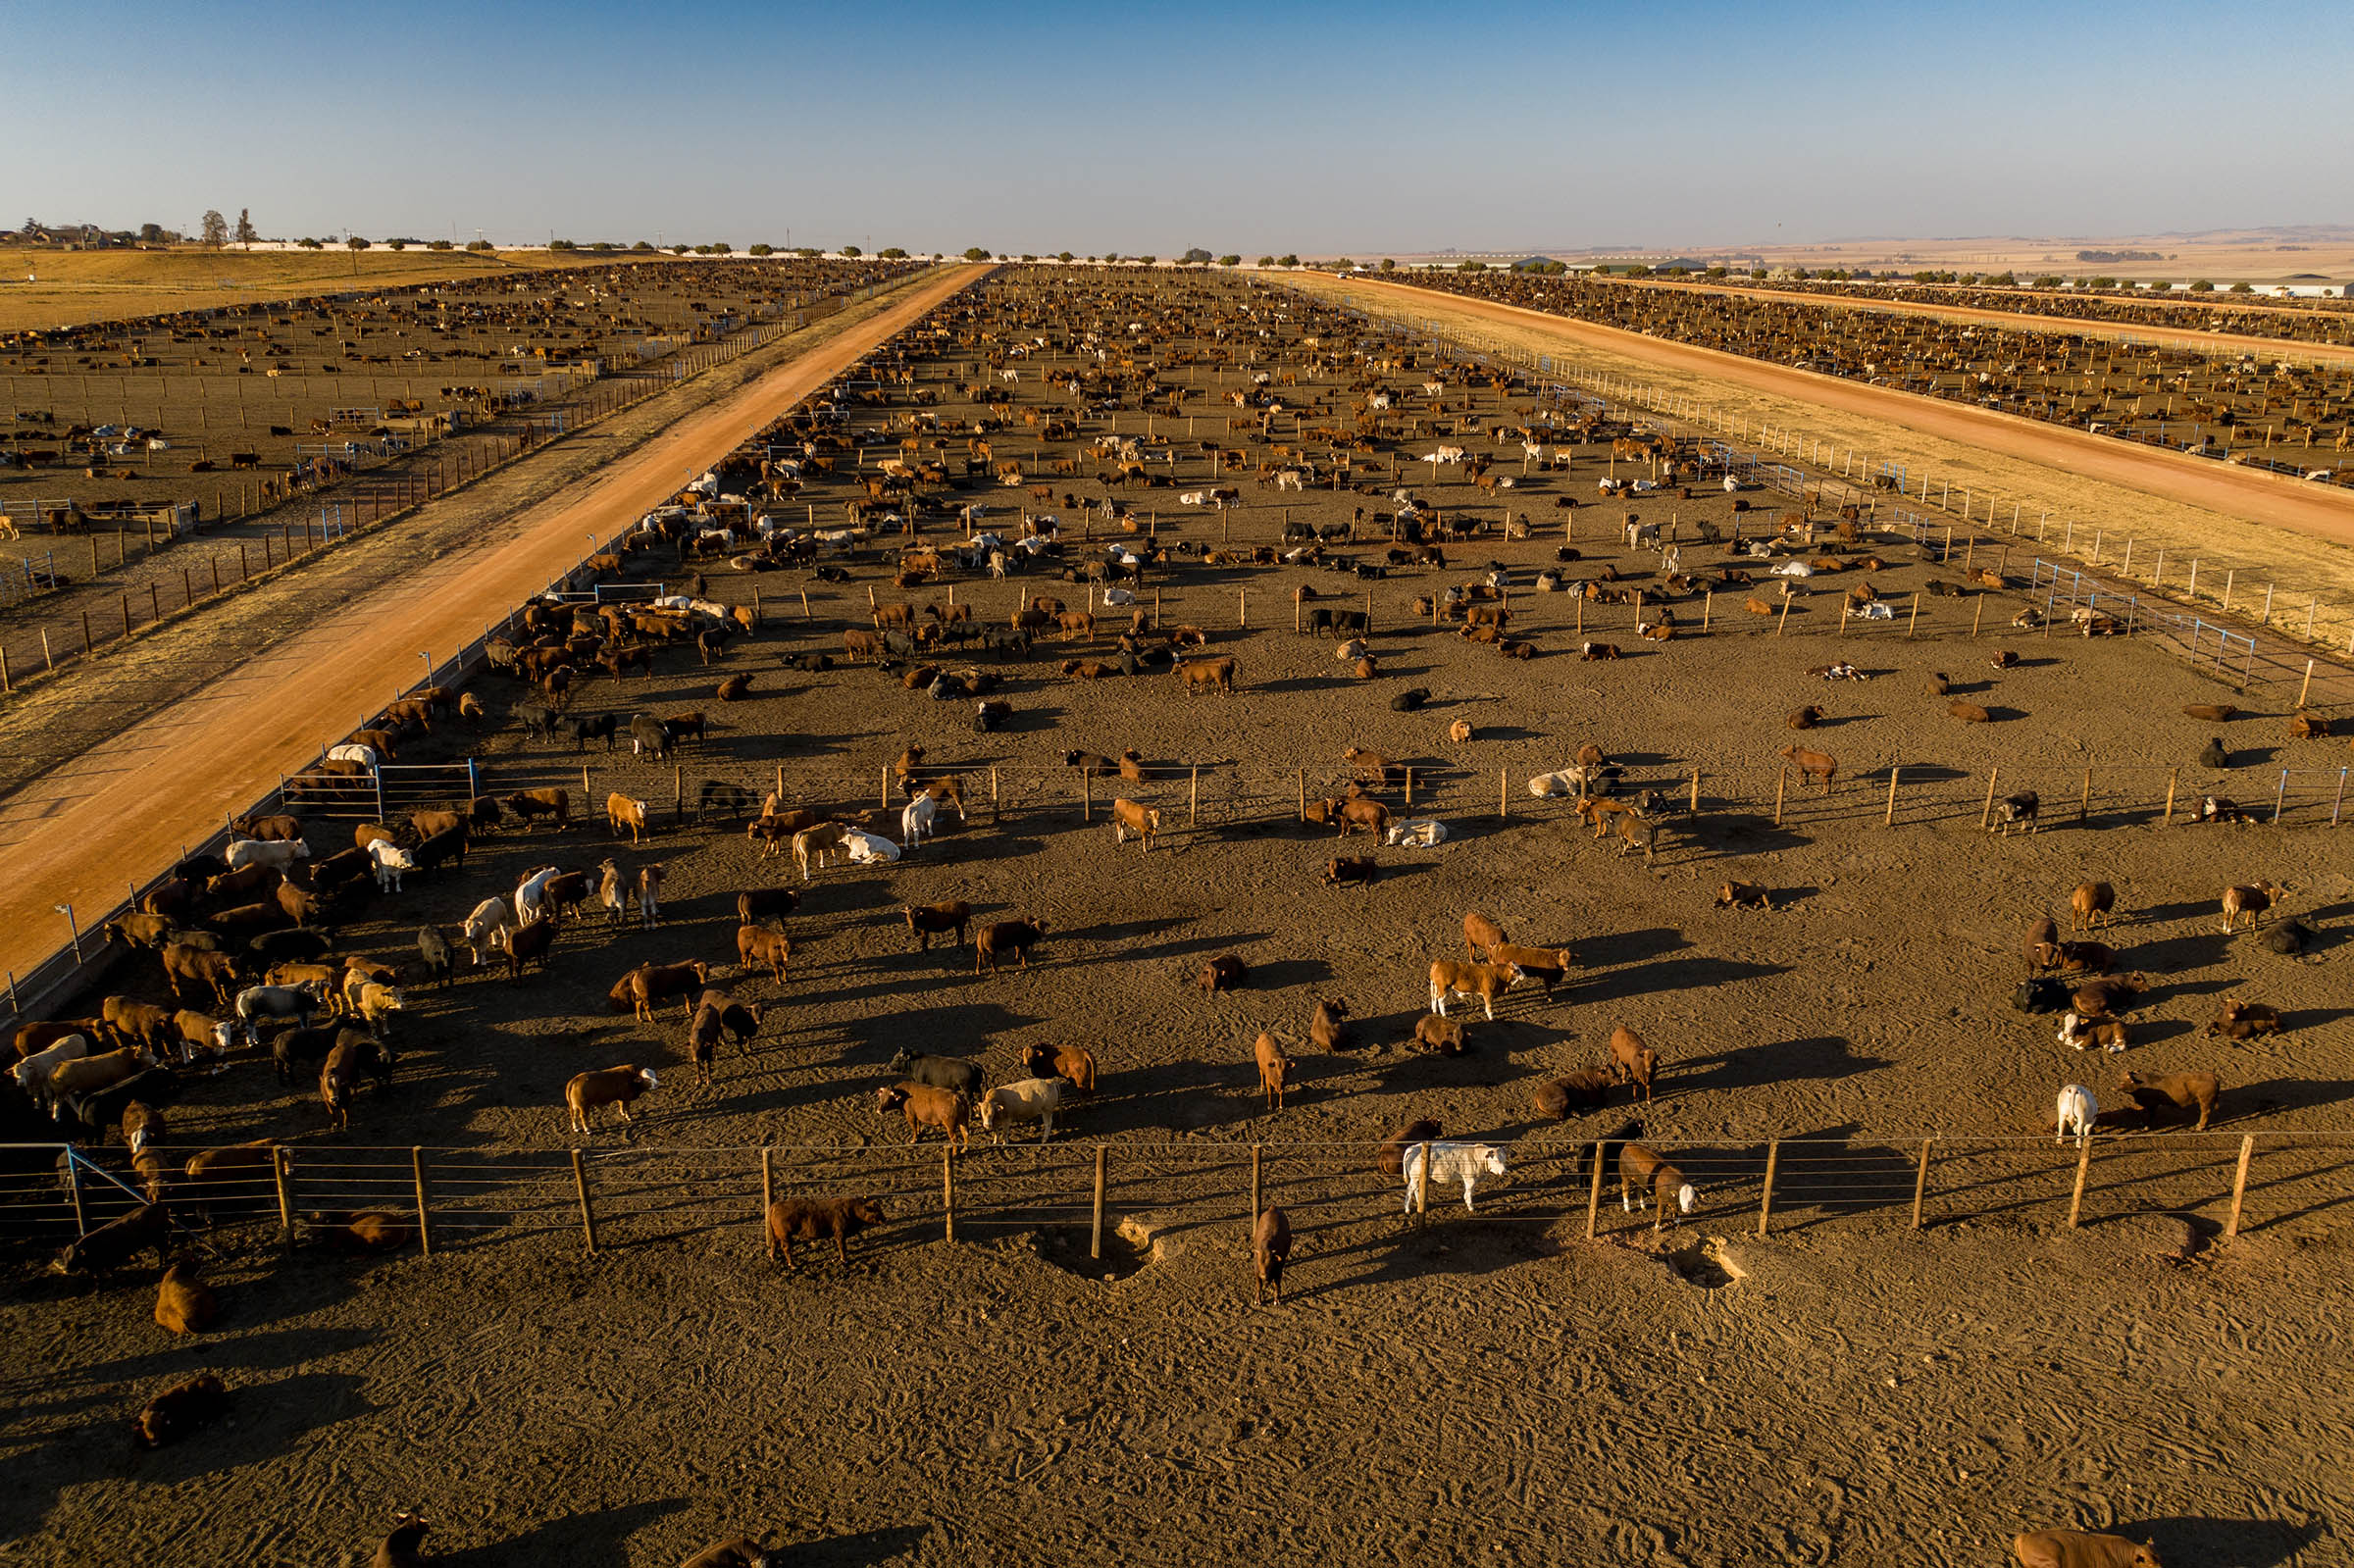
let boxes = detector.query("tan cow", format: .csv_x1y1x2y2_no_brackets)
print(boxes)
1111,798,1160,853
606,792,650,844
1427,960,1524,1020
1175,656,1237,696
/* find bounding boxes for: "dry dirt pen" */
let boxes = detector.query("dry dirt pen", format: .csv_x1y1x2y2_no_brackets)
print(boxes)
5,265,2348,1232
0,259,916,636
3,265,2352,1568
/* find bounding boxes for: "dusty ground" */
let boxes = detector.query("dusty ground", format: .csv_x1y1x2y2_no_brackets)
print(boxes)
2,268,2349,1567
1285,275,2354,649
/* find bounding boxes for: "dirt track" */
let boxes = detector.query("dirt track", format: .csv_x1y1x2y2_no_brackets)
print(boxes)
1290,277,2354,551
0,265,982,986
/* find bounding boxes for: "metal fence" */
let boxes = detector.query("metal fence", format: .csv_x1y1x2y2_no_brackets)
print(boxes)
9,1132,2350,1259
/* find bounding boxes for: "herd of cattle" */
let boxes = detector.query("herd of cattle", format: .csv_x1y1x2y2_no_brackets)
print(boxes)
1388,266,2354,477
2,266,2316,1567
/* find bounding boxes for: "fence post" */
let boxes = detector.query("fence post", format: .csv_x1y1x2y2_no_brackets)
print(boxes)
1970,597,1984,637
1190,766,1200,828
943,1145,956,1243
760,1146,774,1218
1775,595,1792,637
2078,767,2093,825
1757,1139,1780,1236
65,1148,87,1238
275,1146,295,1244
2272,769,2289,826
1251,1143,1263,1227
412,1147,432,1256
1499,766,1508,820
1092,1145,1106,1260
572,1149,597,1254
1296,770,1305,821
1979,766,2001,829
1884,767,1901,828
1414,1140,1431,1221
1773,766,1787,828
1911,1137,1933,1229
2224,1135,2255,1240
2066,1135,2092,1229
2163,768,2177,827
1583,1142,1606,1239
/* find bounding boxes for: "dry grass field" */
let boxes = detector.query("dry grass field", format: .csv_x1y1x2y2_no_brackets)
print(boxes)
2,267,2349,1567
0,249,615,334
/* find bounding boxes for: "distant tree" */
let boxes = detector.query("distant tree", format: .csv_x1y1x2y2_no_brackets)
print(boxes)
199,209,229,247
1750,268,1768,279
793,246,819,258
1219,254,1241,268
298,236,325,249
710,241,733,253
632,240,656,252
1057,251,1075,263
20,217,38,237
879,246,907,259
137,222,168,244
386,238,408,251
1705,265,1727,278
1255,256,1274,268
749,242,774,256
346,234,371,251
2034,275,2063,289
1986,271,2016,285
1333,257,1354,270
429,238,454,250
2145,278,2172,291
840,244,861,257
2228,281,2253,293
1103,252,1120,263
1785,266,1807,280
233,208,257,247
1378,258,1396,273
1182,247,1213,265
670,243,691,254
1020,254,1037,263
549,238,578,251
2189,278,2214,292
1276,254,1299,269
1457,260,1487,273
467,238,495,252
1137,254,1155,265
962,246,990,261
590,240,616,252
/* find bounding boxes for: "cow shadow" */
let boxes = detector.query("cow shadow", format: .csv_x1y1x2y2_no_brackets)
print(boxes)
1669,1037,1891,1096
795,1523,936,1565
1581,954,1787,1005
2230,1077,2354,1116
2114,1516,2327,1567
126,1370,374,1484
435,1499,693,1568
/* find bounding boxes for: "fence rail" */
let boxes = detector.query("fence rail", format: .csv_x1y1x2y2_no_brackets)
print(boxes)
9,1133,2351,1258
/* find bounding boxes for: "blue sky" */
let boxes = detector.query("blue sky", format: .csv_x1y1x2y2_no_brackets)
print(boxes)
12,1,2351,253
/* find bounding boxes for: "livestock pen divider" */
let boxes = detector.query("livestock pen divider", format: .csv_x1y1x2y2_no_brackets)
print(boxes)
10,1135,2352,1259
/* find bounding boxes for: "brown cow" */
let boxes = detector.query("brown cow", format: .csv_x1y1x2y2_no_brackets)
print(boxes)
1175,655,1237,695
1111,797,1160,852
564,1066,658,1133
1253,1032,1294,1110
1778,745,1836,794
2010,1530,2162,1568
765,1196,888,1269
736,924,792,983
1608,1025,1659,1101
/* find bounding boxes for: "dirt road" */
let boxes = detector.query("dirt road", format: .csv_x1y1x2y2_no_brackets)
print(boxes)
1292,276,2354,549
0,264,982,986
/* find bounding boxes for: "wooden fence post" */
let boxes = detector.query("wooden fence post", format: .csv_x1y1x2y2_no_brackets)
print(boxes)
2078,767,2092,825
2162,768,2177,827
1499,767,1508,820
1979,766,2001,829
1405,766,1414,809
1414,1140,1431,1221
990,766,1000,825
1190,765,1200,828
1296,770,1305,821
1688,769,1700,812
1757,1139,1780,1236
760,1146,775,1218
1773,766,1787,828
1585,1141,1605,1239
275,1146,295,1244
572,1149,598,1253
2066,1135,2092,1229
1907,592,1920,637
1911,1137,1933,1229
412,1147,432,1256
1082,770,1091,824
1884,767,1901,828
943,1145,956,1243
2225,1135,2255,1240
1092,1145,1107,1260
1252,1143,1263,1226
1776,596,1792,636
1970,597,1984,637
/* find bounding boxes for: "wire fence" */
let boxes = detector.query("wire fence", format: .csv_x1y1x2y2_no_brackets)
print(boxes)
10,1132,2352,1259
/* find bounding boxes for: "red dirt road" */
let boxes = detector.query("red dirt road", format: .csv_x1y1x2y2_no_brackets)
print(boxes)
0,265,982,988
1307,275,2354,548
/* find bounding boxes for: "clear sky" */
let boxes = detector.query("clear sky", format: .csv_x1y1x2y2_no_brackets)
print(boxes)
13,0,2351,254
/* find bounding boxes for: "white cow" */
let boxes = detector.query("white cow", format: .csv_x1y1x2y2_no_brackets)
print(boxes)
13,1035,89,1099
1179,491,1208,507
1401,1140,1509,1213
1770,561,1815,579
462,895,516,967
843,830,901,867
225,837,311,873
369,839,417,892
1384,819,1449,848
2056,1084,2098,1147
978,1077,1067,1143
899,795,942,848
515,865,565,927
327,743,378,769
1433,445,1466,464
